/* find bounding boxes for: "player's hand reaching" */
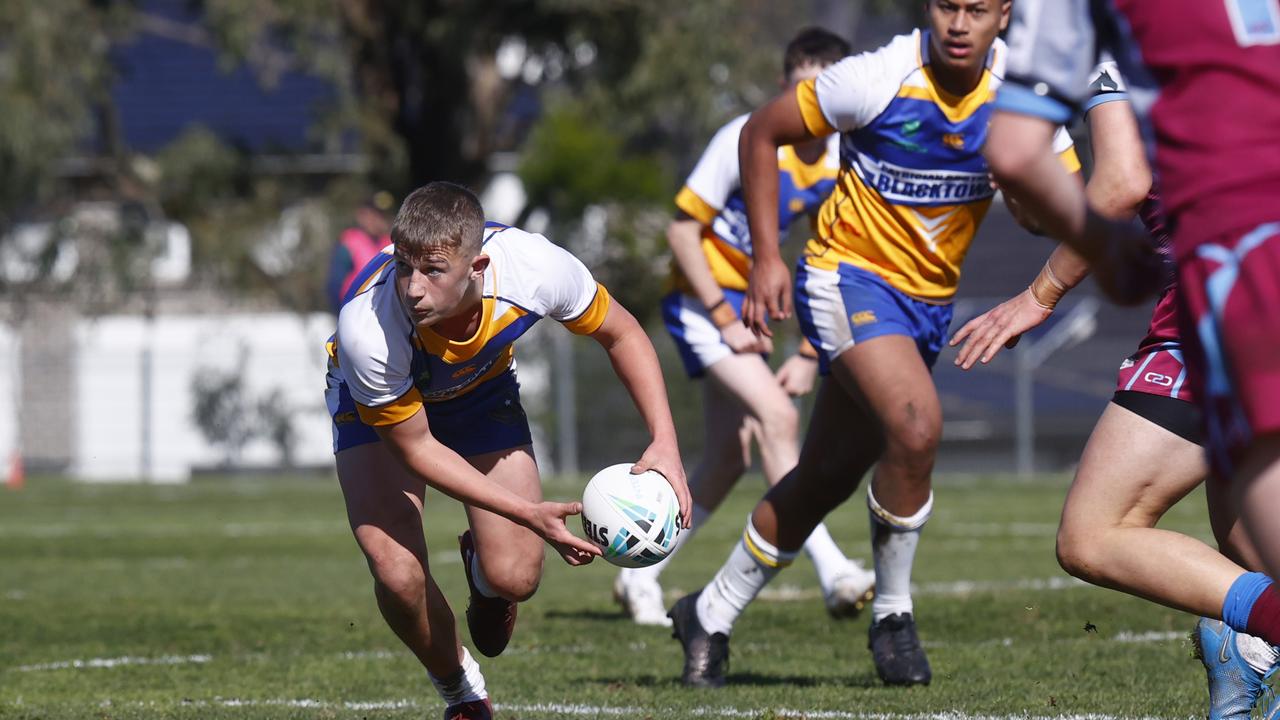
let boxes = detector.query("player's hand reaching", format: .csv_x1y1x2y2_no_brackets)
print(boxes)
721,322,772,355
949,289,1053,369
631,438,692,529
526,500,601,566
775,353,817,396
742,255,792,338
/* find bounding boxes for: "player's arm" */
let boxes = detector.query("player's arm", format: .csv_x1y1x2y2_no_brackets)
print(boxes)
738,91,815,337
1084,98,1151,220
373,411,601,565
956,91,1154,368
949,243,1089,368
666,213,767,354
587,300,693,527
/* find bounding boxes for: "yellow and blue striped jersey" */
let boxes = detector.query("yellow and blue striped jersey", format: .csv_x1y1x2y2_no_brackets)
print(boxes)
326,223,611,426
796,30,1080,301
671,114,840,292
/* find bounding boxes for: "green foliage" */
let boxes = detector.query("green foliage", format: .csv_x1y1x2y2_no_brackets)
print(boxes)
519,104,667,219
0,0,114,224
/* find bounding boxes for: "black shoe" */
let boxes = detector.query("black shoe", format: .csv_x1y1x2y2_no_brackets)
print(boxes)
668,592,729,688
868,612,931,686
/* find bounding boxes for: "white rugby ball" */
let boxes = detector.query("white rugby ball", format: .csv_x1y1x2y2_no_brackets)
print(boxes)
581,463,682,568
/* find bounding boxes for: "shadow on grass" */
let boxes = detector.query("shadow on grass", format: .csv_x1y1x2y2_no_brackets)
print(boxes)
541,608,631,622
585,672,880,689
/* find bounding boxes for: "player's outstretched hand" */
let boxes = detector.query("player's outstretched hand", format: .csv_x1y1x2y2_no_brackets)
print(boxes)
721,322,772,355
528,500,601,566
775,353,817,396
631,439,692,529
949,289,1052,369
742,256,792,338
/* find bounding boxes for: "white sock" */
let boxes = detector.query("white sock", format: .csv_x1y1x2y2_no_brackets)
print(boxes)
695,515,798,636
1237,631,1280,675
621,502,710,585
867,486,933,621
804,522,851,593
429,647,488,704
469,552,498,599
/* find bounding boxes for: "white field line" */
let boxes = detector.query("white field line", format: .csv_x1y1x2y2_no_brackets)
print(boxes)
14,654,212,672
87,698,1194,720
748,576,1089,603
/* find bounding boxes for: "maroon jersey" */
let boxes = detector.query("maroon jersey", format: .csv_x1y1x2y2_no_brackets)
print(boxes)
1001,0,1280,254
1113,0,1280,253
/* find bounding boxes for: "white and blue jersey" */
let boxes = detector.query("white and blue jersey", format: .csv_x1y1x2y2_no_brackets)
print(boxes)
325,222,611,456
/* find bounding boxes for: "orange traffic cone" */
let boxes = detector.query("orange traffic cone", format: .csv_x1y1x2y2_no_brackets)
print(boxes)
6,451,23,490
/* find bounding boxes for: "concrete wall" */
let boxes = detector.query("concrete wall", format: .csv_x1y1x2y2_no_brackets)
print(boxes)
72,313,337,482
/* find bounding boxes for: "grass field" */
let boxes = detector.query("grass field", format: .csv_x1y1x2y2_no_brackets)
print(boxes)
0,472,1218,719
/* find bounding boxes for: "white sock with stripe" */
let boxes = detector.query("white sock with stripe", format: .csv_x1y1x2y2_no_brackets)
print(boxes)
429,646,488,705
868,486,932,621
695,515,798,636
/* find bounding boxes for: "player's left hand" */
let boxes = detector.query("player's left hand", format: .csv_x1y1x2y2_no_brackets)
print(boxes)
949,289,1052,369
742,255,792,338
631,439,692,528
775,353,817,396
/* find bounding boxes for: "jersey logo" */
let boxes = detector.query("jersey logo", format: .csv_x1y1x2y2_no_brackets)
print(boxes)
942,133,965,150
1094,69,1121,93
451,364,479,379
850,310,878,327
1225,0,1280,46
854,151,993,207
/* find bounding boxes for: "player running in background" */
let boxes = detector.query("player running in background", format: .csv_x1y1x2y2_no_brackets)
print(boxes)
613,27,875,629
668,0,1079,688
961,62,1279,720
325,182,691,719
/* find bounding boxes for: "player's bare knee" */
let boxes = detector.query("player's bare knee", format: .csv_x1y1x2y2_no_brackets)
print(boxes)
480,550,543,602
490,560,543,602
370,552,428,605
1055,525,1104,583
756,401,799,444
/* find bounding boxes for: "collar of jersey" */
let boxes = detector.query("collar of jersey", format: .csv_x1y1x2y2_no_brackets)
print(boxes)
412,263,497,363
779,142,835,189
916,30,996,123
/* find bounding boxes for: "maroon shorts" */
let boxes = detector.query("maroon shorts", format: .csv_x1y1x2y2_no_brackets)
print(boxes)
1176,221,1280,474
1115,290,1192,402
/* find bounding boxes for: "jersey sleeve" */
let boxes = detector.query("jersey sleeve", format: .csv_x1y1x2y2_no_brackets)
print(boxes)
335,300,423,426
506,232,613,336
1052,126,1082,174
796,34,911,136
997,0,1099,123
1083,60,1129,113
675,115,747,225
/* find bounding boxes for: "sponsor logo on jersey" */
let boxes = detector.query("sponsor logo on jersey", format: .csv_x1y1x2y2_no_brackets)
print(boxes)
943,133,965,150
852,150,993,206
1144,372,1175,387
1120,358,1136,370
851,310,878,327
333,411,357,425
451,364,479,379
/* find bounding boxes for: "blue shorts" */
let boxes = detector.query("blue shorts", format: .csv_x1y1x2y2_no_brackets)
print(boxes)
327,370,532,458
662,289,763,378
794,262,954,374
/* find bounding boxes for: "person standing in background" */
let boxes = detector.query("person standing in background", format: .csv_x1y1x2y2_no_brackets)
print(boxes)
327,190,394,314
